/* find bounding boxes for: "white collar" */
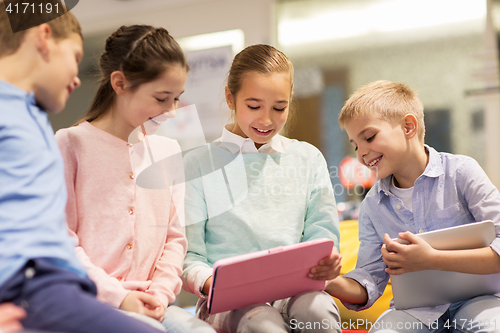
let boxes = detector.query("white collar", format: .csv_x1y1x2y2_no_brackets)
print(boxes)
215,124,291,154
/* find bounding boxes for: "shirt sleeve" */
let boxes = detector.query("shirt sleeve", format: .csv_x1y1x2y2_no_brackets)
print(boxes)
302,150,340,249
342,201,390,311
147,146,188,307
55,130,130,308
457,157,500,256
181,155,213,299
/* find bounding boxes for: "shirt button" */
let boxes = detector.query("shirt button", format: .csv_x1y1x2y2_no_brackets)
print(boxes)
396,204,401,210
128,208,134,215
126,244,133,250
129,173,134,179
25,267,35,279
419,229,425,234
127,143,133,147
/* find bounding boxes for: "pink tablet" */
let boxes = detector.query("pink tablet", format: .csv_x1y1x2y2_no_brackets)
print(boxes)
207,238,334,314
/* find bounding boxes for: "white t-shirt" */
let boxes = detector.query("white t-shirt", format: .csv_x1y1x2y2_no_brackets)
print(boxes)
389,176,414,212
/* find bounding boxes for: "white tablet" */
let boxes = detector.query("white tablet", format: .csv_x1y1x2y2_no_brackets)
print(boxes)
391,220,500,310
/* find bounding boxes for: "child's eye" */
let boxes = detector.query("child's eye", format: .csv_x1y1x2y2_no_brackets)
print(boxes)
366,134,376,142
156,98,166,102
248,105,259,110
274,107,286,112
354,147,358,151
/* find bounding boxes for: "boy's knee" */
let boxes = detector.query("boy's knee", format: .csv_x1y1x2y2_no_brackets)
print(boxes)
454,294,500,326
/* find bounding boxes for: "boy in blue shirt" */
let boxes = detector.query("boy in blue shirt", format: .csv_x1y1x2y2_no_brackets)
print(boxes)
325,80,500,332
0,3,164,332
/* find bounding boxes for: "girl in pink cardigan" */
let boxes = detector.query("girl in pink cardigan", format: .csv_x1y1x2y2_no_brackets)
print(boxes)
55,25,215,333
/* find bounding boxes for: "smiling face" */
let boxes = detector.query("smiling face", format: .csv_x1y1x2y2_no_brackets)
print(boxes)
120,64,187,132
34,32,83,113
345,114,409,181
226,72,292,148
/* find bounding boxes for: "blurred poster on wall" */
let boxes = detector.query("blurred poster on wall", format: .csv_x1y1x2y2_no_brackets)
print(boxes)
160,45,233,151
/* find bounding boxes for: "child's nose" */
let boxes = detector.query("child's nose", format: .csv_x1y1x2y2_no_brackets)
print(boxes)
73,76,81,89
166,104,175,112
357,145,369,159
259,111,272,126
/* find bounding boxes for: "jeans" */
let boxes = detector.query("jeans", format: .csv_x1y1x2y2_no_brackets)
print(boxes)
369,295,500,333
0,259,164,333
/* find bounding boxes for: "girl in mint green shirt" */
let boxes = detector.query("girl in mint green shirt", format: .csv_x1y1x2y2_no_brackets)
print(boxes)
182,44,342,333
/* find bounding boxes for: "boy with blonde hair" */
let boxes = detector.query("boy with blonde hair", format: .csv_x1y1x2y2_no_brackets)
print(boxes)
326,80,500,332
0,2,164,332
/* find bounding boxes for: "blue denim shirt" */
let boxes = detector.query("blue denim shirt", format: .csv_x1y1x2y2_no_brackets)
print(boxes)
343,146,500,323
0,80,85,288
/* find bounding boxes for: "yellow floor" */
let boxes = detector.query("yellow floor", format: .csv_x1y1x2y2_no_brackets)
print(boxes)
334,220,392,330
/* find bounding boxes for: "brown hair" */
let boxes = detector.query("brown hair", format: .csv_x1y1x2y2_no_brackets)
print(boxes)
227,44,295,129
81,25,188,123
339,80,425,143
0,0,81,58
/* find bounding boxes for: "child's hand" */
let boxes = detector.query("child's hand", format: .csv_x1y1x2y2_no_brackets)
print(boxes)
144,294,165,323
381,232,436,275
202,276,212,296
309,247,342,280
120,291,165,322
0,303,26,332
143,295,165,322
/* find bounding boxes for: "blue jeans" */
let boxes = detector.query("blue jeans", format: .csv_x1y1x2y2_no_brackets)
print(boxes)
369,295,500,333
0,259,164,333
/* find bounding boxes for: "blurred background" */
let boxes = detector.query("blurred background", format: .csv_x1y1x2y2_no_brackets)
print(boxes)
54,0,500,195
52,0,500,315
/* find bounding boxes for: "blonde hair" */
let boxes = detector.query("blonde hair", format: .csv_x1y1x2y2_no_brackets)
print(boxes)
0,0,81,58
339,80,425,143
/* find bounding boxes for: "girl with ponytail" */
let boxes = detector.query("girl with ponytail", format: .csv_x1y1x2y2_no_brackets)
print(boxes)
55,25,215,333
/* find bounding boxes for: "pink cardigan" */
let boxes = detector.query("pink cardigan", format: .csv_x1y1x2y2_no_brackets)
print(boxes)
55,121,187,308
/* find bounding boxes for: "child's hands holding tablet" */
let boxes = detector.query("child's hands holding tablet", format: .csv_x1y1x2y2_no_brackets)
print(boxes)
308,247,342,280
381,232,436,275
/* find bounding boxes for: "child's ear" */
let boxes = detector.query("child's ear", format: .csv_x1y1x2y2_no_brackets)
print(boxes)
110,71,127,95
225,86,235,110
34,24,52,58
403,114,418,139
